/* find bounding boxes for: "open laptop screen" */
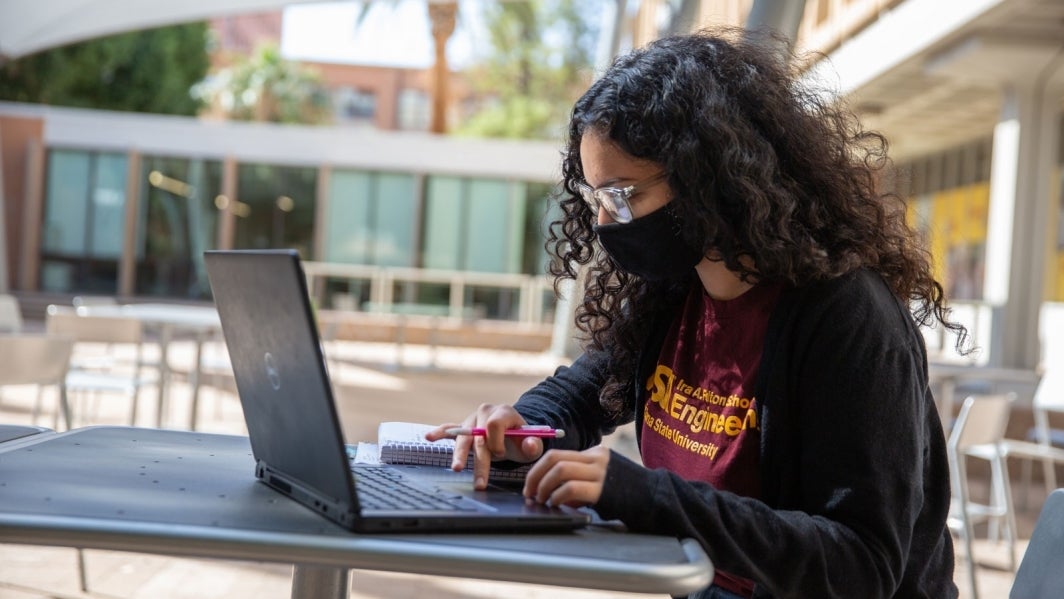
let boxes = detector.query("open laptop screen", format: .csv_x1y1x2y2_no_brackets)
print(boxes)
204,249,355,507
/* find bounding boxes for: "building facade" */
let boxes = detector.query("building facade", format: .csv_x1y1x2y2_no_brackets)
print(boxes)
1,0,1062,368
0,103,559,324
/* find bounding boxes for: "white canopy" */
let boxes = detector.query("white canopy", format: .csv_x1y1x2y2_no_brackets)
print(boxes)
0,0,329,60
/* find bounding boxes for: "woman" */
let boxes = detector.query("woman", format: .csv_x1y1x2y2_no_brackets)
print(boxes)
428,28,963,599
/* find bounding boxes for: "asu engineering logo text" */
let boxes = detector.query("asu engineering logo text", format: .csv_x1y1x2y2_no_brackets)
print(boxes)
643,364,758,460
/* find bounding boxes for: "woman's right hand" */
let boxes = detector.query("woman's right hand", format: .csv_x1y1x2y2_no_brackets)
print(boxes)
425,404,545,490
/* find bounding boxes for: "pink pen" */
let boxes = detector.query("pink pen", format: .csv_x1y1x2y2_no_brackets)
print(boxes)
444,425,566,439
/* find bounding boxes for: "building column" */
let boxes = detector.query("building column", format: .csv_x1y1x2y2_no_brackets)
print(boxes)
984,82,1062,368
217,156,238,250
18,138,43,291
0,120,8,293
118,150,141,297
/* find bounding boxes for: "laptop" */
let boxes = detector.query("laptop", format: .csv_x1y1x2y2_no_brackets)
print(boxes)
203,249,590,533
1009,488,1064,598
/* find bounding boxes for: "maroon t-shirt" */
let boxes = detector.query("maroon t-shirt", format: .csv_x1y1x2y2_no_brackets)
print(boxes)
640,281,782,597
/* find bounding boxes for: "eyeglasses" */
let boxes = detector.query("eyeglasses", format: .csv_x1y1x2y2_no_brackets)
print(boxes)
575,172,667,224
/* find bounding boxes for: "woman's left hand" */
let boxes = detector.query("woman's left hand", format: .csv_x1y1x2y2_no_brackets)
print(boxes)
522,445,611,508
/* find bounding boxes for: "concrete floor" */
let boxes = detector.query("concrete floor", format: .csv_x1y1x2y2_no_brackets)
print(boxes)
0,336,1051,598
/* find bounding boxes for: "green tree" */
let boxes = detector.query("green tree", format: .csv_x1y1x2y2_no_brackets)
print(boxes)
193,44,332,125
0,23,210,116
457,0,600,140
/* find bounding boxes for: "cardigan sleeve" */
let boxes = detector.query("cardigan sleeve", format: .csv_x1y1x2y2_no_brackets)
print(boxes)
593,273,947,598
512,350,628,452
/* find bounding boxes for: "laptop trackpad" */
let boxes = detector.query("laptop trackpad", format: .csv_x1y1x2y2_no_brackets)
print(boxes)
388,464,534,507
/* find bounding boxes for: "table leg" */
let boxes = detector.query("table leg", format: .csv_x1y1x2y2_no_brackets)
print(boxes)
155,326,173,429
188,332,206,431
291,565,349,599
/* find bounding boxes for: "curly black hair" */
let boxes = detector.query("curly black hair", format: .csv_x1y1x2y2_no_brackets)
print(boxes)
546,28,967,414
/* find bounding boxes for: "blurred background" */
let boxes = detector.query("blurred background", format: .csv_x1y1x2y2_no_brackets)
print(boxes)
1,2,1063,598
1,0,1062,371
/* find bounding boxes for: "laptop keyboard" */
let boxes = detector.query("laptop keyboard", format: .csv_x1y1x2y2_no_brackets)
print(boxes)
353,466,477,512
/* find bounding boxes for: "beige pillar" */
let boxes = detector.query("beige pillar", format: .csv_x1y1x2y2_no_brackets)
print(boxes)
19,138,43,291
217,156,238,250
118,150,141,297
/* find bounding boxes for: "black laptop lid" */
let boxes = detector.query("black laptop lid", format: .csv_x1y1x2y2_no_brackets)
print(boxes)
204,249,355,507
1011,488,1064,598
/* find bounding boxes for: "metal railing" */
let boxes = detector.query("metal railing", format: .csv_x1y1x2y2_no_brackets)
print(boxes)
301,261,554,325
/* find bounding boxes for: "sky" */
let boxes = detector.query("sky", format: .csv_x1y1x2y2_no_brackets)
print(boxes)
280,0,620,72
280,0,488,70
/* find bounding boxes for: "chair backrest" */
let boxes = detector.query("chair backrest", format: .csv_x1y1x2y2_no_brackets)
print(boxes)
45,305,143,345
1030,370,1063,445
0,334,74,385
949,393,1016,452
1010,488,1064,598
0,294,23,333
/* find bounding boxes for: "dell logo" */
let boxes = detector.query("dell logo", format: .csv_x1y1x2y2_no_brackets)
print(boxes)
264,352,281,390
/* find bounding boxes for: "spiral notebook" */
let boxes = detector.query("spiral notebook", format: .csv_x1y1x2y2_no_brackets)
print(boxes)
376,421,532,483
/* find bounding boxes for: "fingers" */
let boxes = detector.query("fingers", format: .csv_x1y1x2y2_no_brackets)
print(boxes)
523,446,609,508
424,420,475,472
426,404,534,490
423,423,461,442
517,435,545,463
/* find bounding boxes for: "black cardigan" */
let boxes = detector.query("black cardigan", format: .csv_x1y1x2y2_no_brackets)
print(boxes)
515,270,956,598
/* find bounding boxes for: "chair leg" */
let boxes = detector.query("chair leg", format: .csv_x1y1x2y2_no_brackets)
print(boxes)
997,454,1018,571
58,386,73,431
31,385,43,425
77,548,89,592
1020,456,1032,512
129,388,139,426
955,456,980,599
1043,455,1058,494
988,457,1003,543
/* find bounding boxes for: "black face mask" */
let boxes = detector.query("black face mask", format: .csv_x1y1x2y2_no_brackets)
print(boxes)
592,204,703,281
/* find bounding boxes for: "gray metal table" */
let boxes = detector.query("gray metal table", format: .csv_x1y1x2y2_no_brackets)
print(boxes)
0,426,713,599
928,363,1040,431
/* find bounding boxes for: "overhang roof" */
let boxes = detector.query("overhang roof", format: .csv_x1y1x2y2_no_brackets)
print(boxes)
809,0,1064,162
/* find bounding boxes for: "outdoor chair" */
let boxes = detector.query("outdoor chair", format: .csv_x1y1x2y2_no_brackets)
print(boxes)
0,333,75,429
1021,370,1064,499
947,393,1019,599
0,294,23,332
41,305,157,428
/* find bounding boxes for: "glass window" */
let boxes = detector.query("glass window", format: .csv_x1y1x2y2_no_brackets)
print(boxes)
374,173,418,266
466,179,513,273
234,163,318,258
39,149,128,294
398,88,430,131
91,154,128,259
523,182,557,275
422,176,464,270
135,156,223,299
334,87,377,122
42,150,91,255
324,169,417,267
325,170,373,263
